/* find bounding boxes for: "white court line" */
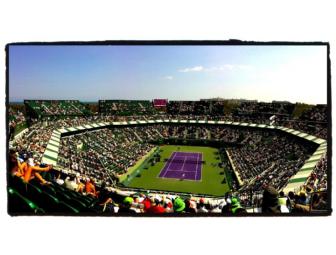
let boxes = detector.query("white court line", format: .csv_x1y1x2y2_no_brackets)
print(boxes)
156,151,175,178
198,153,203,181
194,154,199,180
167,170,199,173
175,152,198,156
166,155,196,176
161,152,203,180
179,155,187,171
193,153,203,181
162,152,178,177
177,152,202,157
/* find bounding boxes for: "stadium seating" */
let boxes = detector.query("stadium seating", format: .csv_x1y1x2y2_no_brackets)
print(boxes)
9,106,26,125
8,187,45,214
54,124,317,195
7,173,102,214
8,99,329,215
99,100,157,115
25,100,91,117
9,105,27,139
306,153,327,191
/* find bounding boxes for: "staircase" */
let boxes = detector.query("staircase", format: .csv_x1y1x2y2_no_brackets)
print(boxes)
133,131,143,142
154,128,164,138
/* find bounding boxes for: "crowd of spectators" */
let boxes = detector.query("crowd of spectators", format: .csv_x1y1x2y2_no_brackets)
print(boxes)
11,122,53,161
12,99,328,139
9,145,328,214
9,106,27,139
95,192,248,214
306,154,327,192
57,128,155,184
300,105,327,122
46,168,248,214
9,149,53,185
54,124,317,195
227,131,315,193
10,114,323,190
258,185,327,213
99,100,158,115
8,100,329,214
234,101,294,115
167,100,225,115
9,106,26,126
281,121,327,139
166,101,295,119
25,100,90,116
49,167,332,214
164,101,327,139
55,124,245,182
277,105,328,139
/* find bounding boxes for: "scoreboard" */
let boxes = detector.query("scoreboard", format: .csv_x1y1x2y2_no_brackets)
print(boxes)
153,99,168,107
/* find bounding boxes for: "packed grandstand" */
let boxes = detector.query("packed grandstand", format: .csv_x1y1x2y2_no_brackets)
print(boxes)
8,99,329,215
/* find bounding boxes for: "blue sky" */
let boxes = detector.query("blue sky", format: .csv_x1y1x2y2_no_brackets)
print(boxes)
9,45,327,104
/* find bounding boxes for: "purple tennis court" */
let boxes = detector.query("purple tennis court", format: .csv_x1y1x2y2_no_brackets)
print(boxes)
158,152,203,181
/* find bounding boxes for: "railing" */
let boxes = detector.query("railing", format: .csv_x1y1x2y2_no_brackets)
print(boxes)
117,185,225,199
